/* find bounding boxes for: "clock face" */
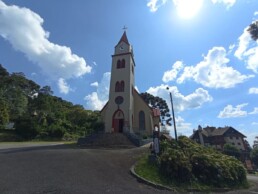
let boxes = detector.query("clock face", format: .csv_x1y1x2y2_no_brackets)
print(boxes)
119,44,124,50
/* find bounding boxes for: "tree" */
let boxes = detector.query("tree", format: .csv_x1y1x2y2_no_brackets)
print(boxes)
0,64,9,77
0,98,9,129
0,64,105,140
253,136,258,149
7,88,28,121
15,114,41,139
251,148,258,167
140,92,170,125
39,86,53,95
247,20,258,41
223,143,241,159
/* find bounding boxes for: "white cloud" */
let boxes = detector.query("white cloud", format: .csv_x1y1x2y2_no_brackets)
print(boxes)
90,82,99,87
234,28,252,60
218,103,248,118
31,72,37,76
175,116,192,131
58,78,70,94
235,25,258,73
147,0,167,12
84,72,110,110
228,44,235,53
244,47,258,74
162,61,184,83
84,92,106,111
147,84,212,112
178,47,253,88
254,11,258,16
211,0,236,9
0,1,91,80
249,107,258,115
249,87,258,94
147,0,235,13
252,122,258,125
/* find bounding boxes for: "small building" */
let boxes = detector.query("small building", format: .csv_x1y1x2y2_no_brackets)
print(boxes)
100,31,160,137
190,125,247,151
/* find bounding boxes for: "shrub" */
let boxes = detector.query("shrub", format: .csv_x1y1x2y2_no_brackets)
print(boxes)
47,124,65,138
91,121,105,133
62,133,80,141
159,147,192,182
15,115,41,139
158,136,247,188
35,131,49,140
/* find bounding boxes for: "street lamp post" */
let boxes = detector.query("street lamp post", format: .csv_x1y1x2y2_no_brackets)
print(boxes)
166,87,177,141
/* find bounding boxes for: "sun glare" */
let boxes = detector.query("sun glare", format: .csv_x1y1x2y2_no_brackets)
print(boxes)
174,0,203,19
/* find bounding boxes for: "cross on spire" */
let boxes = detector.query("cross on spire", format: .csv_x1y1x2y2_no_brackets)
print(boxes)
122,25,128,31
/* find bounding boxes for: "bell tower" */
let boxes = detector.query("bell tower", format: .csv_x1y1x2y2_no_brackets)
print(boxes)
105,31,135,133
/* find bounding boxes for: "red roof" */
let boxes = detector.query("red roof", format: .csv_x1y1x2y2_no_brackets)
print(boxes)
117,31,129,46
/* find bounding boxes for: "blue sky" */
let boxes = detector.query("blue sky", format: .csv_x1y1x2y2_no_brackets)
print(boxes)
0,0,258,145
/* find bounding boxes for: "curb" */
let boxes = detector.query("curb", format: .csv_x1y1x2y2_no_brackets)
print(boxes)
130,164,176,192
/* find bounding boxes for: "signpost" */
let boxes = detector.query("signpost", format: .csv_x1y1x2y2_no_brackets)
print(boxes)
153,130,159,155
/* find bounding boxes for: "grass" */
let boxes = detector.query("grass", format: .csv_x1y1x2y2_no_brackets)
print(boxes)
135,154,166,185
134,154,195,192
0,130,77,149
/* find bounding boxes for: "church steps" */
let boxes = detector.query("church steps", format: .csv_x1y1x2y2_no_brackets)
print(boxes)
77,133,137,148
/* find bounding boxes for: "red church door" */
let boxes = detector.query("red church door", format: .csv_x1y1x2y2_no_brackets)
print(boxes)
113,110,124,133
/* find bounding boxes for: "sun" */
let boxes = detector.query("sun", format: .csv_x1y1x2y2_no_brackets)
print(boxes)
174,0,203,19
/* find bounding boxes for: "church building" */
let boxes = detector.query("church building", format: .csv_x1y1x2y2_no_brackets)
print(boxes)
100,31,160,137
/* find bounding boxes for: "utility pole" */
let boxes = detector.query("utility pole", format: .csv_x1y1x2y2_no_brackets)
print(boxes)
167,87,177,141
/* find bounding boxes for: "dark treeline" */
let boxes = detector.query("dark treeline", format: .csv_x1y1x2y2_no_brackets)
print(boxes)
0,64,103,140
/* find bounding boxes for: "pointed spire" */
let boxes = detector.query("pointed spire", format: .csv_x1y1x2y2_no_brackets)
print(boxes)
117,31,129,45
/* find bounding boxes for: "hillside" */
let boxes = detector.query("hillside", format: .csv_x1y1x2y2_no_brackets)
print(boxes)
0,64,103,141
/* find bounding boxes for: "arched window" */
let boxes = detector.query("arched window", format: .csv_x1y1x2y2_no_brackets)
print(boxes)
117,60,121,69
115,81,124,92
139,111,145,130
115,81,120,92
121,59,125,68
120,81,124,92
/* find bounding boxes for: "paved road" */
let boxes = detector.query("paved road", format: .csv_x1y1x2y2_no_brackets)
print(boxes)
0,144,257,194
248,175,258,182
0,144,172,194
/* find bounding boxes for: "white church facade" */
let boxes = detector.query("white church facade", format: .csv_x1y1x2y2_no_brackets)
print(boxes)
100,31,160,137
